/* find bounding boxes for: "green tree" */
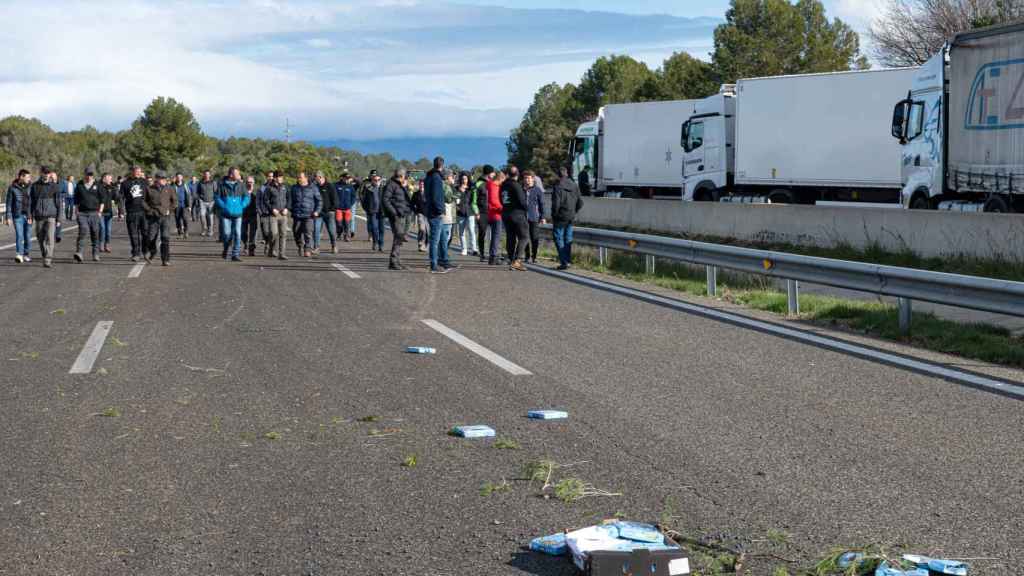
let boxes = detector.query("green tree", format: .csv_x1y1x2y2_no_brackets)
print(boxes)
507,83,578,175
572,55,660,121
658,52,721,100
712,0,868,83
119,97,205,170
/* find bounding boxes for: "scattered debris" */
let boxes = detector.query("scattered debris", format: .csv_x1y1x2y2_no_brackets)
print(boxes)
50,308,66,316
263,431,281,440
535,521,690,575
528,409,568,420
367,427,402,437
401,454,418,468
817,548,969,576
554,478,622,503
181,363,225,374
494,437,520,450
480,479,512,496
406,346,436,354
96,367,109,376
357,415,381,423
449,425,495,438
99,407,121,418
531,532,568,556
111,337,127,347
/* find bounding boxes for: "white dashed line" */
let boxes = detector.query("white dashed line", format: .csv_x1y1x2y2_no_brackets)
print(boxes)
332,263,361,279
128,263,146,278
0,243,14,250
421,319,532,376
69,321,113,374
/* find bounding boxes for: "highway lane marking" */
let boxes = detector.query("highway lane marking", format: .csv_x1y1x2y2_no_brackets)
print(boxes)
0,243,14,250
531,265,1024,401
421,319,532,376
128,263,146,278
331,263,361,279
69,321,113,374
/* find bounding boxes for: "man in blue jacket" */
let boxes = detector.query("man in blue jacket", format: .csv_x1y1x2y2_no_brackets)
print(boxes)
215,167,251,261
424,156,452,273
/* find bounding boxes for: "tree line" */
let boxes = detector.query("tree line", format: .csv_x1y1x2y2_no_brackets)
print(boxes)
0,97,436,185
507,0,1024,177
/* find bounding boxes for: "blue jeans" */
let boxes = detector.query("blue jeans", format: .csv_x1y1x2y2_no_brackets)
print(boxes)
222,216,242,257
487,219,503,259
13,215,31,256
366,212,385,247
313,216,322,249
553,223,574,266
349,210,357,235
101,213,113,246
428,217,450,269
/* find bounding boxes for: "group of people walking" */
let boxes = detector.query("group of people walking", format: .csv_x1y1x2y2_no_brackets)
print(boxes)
5,158,584,271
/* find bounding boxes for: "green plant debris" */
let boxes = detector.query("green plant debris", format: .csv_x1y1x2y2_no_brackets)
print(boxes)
100,407,121,418
767,528,791,546
772,567,791,576
331,416,347,425
111,337,127,347
50,308,66,316
96,367,109,376
524,459,558,489
401,454,418,468
19,351,39,360
552,478,621,503
368,427,401,437
480,479,512,496
813,546,913,576
211,417,222,433
357,415,381,423
263,431,281,441
494,437,520,450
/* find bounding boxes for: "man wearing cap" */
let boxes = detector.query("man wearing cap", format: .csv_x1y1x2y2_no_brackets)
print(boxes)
360,170,384,251
143,173,177,265
197,170,217,237
31,167,63,268
120,166,148,262
335,173,357,243
261,171,289,259
314,171,339,254
216,167,251,261
381,167,413,270
73,169,104,263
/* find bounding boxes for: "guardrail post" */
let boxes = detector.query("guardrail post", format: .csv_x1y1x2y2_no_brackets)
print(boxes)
898,297,912,335
787,280,800,316
706,266,717,297
645,255,655,275
598,246,607,267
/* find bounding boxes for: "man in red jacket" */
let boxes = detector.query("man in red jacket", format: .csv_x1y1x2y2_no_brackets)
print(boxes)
486,170,504,265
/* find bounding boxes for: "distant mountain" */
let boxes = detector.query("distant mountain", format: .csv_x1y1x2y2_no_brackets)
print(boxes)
315,137,508,170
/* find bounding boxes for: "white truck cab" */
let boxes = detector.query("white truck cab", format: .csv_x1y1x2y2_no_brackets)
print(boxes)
681,88,735,201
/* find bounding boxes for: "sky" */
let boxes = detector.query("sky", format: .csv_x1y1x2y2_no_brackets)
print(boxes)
0,0,884,142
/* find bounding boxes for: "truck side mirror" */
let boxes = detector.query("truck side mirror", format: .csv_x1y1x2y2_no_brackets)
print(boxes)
681,121,691,152
891,100,910,143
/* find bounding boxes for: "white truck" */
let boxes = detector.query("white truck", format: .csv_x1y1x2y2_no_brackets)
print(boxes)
570,100,697,198
891,22,1024,212
681,68,917,204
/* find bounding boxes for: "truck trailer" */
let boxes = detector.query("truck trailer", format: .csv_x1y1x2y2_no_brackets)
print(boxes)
570,100,697,198
681,68,918,204
892,21,1024,212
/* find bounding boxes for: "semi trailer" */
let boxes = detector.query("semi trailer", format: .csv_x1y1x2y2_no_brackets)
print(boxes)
681,68,917,204
570,100,697,198
892,21,1024,212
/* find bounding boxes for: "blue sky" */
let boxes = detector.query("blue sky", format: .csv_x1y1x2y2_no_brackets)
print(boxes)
0,0,881,141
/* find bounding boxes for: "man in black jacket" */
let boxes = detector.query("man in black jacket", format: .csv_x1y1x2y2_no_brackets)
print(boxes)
73,169,104,263
261,172,289,259
30,167,63,268
99,173,117,253
120,166,149,262
360,170,384,251
315,171,339,254
473,165,495,261
550,166,584,269
500,167,529,271
381,168,412,270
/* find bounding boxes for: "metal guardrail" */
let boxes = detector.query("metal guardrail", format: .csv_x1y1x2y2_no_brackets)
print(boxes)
554,225,1024,333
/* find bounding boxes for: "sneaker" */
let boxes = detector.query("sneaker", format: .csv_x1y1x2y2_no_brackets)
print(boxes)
92,254,100,262
488,256,496,265
23,256,30,262
331,246,337,254
303,250,312,258
104,247,112,253
557,264,569,271
511,260,527,272
162,260,170,267
222,248,229,259
143,254,152,264
389,263,402,270
73,252,83,263
131,256,139,263
278,254,288,261
14,254,23,263
43,259,52,268
443,264,457,272
231,255,242,262
461,250,468,256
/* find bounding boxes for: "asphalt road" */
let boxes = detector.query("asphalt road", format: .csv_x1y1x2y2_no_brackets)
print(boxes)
0,219,1021,575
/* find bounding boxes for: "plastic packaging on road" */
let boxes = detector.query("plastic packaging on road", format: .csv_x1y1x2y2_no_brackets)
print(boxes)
530,533,568,556
565,522,688,574
450,425,495,438
407,346,436,354
527,410,568,420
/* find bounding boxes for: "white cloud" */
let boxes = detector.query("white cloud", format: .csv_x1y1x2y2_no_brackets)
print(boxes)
0,0,717,140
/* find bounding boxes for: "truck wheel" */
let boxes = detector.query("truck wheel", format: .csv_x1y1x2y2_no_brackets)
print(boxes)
768,189,793,204
909,195,932,210
983,196,1010,213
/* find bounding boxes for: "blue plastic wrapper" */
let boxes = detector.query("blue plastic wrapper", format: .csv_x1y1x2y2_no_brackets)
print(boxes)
527,410,568,420
450,425,495,438
407,346,436,354
530,533,568,556
901,555,968,576
875,562,928,576
614,521,664,543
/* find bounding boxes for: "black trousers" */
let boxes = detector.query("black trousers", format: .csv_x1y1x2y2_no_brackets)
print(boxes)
476,216,488,257
145,214,172,262
506,214,529,262
126,212,146,257
527,220,541,261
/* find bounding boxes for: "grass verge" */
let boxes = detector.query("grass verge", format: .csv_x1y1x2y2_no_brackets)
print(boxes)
552,246,1024,369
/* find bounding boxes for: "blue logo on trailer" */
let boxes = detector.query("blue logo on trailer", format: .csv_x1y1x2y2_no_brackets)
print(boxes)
964,59,1024,130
